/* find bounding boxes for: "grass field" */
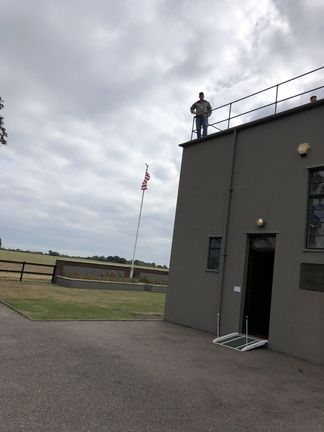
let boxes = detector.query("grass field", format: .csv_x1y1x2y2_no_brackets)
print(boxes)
0,249,58,265
0,250,166,320
0,249,132,267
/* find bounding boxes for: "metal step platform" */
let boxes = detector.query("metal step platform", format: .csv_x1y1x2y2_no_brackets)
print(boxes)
213,332,268,352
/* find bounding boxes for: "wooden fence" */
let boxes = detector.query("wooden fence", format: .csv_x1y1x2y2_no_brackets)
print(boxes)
0,259,56,281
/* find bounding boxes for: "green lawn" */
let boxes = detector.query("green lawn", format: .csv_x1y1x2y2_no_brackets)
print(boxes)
0,278,166,320
0,249,166,320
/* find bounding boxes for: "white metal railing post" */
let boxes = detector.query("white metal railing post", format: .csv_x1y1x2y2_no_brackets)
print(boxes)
274,84,279,114
190,116,196,140
227,102,232,129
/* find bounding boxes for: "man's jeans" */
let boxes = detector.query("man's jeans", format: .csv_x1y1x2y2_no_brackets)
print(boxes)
196,115,208,138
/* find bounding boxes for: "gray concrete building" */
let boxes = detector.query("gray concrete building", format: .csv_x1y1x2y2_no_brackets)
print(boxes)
164,95,324,365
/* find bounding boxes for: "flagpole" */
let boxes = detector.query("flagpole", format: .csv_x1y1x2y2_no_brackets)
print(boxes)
130,164,149,279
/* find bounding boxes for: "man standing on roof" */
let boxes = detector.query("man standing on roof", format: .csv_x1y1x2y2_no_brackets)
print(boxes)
190,92,212,138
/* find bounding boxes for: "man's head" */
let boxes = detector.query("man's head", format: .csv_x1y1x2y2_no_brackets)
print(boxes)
199,92,204,100
310,95,317,103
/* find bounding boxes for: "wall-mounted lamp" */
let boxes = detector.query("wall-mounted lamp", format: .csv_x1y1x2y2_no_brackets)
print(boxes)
297,142,311,157
256,218,265,228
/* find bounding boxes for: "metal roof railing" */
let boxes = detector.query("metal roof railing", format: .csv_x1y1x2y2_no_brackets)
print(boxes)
191,66,324,140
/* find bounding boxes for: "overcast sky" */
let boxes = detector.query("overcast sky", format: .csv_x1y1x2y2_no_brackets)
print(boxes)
1,0,324,266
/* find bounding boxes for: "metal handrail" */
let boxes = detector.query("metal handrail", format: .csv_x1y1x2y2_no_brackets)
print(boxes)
191,66,324,140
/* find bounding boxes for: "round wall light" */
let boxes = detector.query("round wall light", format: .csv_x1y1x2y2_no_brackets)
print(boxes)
256,218,265,227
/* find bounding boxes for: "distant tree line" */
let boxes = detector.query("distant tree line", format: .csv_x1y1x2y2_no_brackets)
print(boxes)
2,247,168,269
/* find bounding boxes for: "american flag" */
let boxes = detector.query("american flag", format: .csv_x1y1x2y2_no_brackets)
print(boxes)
141,171,150,190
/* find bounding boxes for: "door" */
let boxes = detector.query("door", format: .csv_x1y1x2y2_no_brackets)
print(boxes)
242,235,276,338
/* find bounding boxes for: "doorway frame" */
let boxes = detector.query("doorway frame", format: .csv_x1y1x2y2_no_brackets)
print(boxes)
241,234,276,339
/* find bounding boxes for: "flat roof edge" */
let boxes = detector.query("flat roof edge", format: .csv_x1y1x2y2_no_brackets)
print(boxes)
180,99,324,148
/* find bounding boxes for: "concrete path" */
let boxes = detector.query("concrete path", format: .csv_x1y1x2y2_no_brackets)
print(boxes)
1,303,323,432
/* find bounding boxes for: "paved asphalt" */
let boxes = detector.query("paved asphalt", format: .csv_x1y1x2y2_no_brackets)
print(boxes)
1,303,323,432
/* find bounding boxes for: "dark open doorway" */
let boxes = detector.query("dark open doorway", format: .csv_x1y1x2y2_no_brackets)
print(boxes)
242,235,276,339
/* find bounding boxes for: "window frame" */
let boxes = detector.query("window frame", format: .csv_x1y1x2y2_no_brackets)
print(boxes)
207,237,222,271
306,167,324,249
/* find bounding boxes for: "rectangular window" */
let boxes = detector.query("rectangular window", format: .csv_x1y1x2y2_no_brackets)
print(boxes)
207,237,222,270
306,168,324,249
